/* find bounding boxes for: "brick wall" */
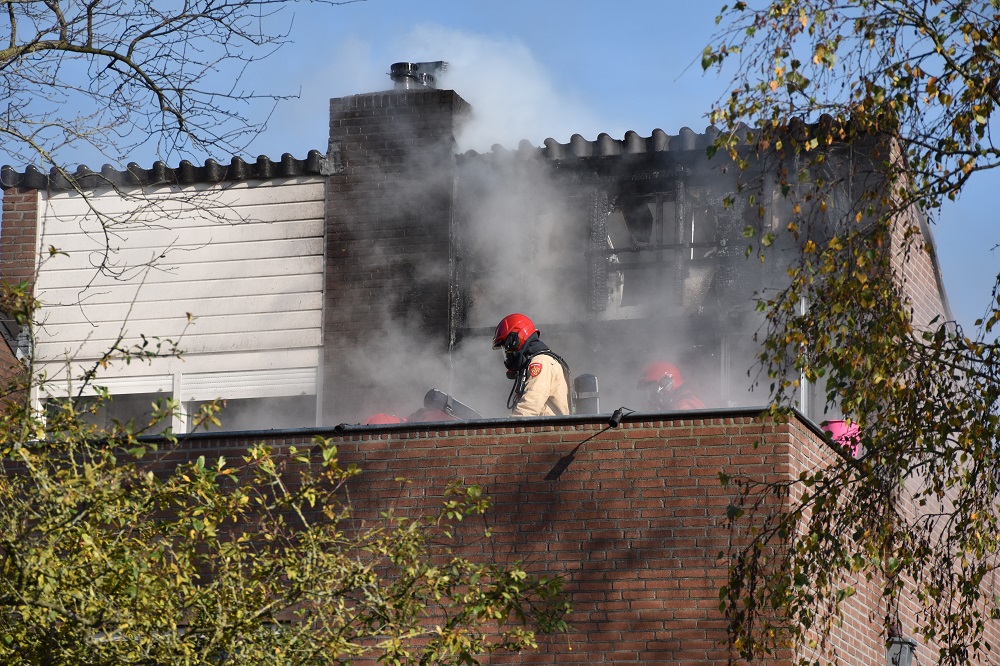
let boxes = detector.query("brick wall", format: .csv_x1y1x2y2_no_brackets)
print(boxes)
0,187,39,291
167,410,1000,664
784,420,891,665
784,412,1000,665
0,187,37,398
890,206,952,331
323,89,471,423
166,410,862,665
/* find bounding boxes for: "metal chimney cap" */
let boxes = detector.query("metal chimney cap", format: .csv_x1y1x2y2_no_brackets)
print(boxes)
389,61,448,90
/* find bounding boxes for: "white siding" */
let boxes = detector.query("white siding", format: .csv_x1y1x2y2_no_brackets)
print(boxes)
33,177,325,407
181,367,317,402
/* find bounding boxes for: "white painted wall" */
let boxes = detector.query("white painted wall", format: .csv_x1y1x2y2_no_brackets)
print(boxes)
31,177,326,429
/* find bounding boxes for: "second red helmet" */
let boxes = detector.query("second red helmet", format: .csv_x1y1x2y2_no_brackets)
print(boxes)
492,313,538,352
639,361,684,390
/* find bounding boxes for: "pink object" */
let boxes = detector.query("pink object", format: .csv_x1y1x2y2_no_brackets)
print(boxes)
823,420,861,457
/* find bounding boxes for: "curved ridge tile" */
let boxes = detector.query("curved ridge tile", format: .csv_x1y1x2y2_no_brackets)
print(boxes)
624,131,646,154
26,165,48,189
569,134,592,158
455,125,759,162
596,133,620,156
677,127,698,151
516,139,538,160
543,138,565,160
0,150,326,191
651,129,670,152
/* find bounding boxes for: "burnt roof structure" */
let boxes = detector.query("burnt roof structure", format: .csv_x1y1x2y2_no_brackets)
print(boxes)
457,126,726,162
0,122,745,193
0,79,951,430
0,113,872,193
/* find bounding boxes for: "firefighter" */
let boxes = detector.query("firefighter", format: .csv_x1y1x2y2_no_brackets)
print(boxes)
492,313,572,417
638,361,705,411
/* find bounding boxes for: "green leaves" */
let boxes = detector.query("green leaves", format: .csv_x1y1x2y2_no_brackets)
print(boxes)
0,309,568,666
0,432,569,663
706,0,1000,213
708,2,1000,661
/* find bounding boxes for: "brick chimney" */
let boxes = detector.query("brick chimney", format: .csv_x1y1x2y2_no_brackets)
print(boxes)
322,70,471,423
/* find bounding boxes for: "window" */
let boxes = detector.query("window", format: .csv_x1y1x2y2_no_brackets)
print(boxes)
61,393,173,436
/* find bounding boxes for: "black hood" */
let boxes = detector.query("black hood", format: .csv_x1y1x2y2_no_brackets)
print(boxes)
504,332,548,376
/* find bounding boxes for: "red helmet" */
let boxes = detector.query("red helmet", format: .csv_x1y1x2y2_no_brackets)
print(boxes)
492,313,538,352
639,361,684,390
364,413,406,425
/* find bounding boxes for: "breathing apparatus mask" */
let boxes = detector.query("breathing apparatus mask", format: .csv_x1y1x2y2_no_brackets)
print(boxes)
503,337,525,379
498,332,545,379
639,371,677,410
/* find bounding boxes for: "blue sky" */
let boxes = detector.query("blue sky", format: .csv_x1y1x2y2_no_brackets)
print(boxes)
242,0,998,333
16,0,999,331
243,1,734,155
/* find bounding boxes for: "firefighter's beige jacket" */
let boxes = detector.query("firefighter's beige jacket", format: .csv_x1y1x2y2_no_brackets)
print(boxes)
511,353,570,417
